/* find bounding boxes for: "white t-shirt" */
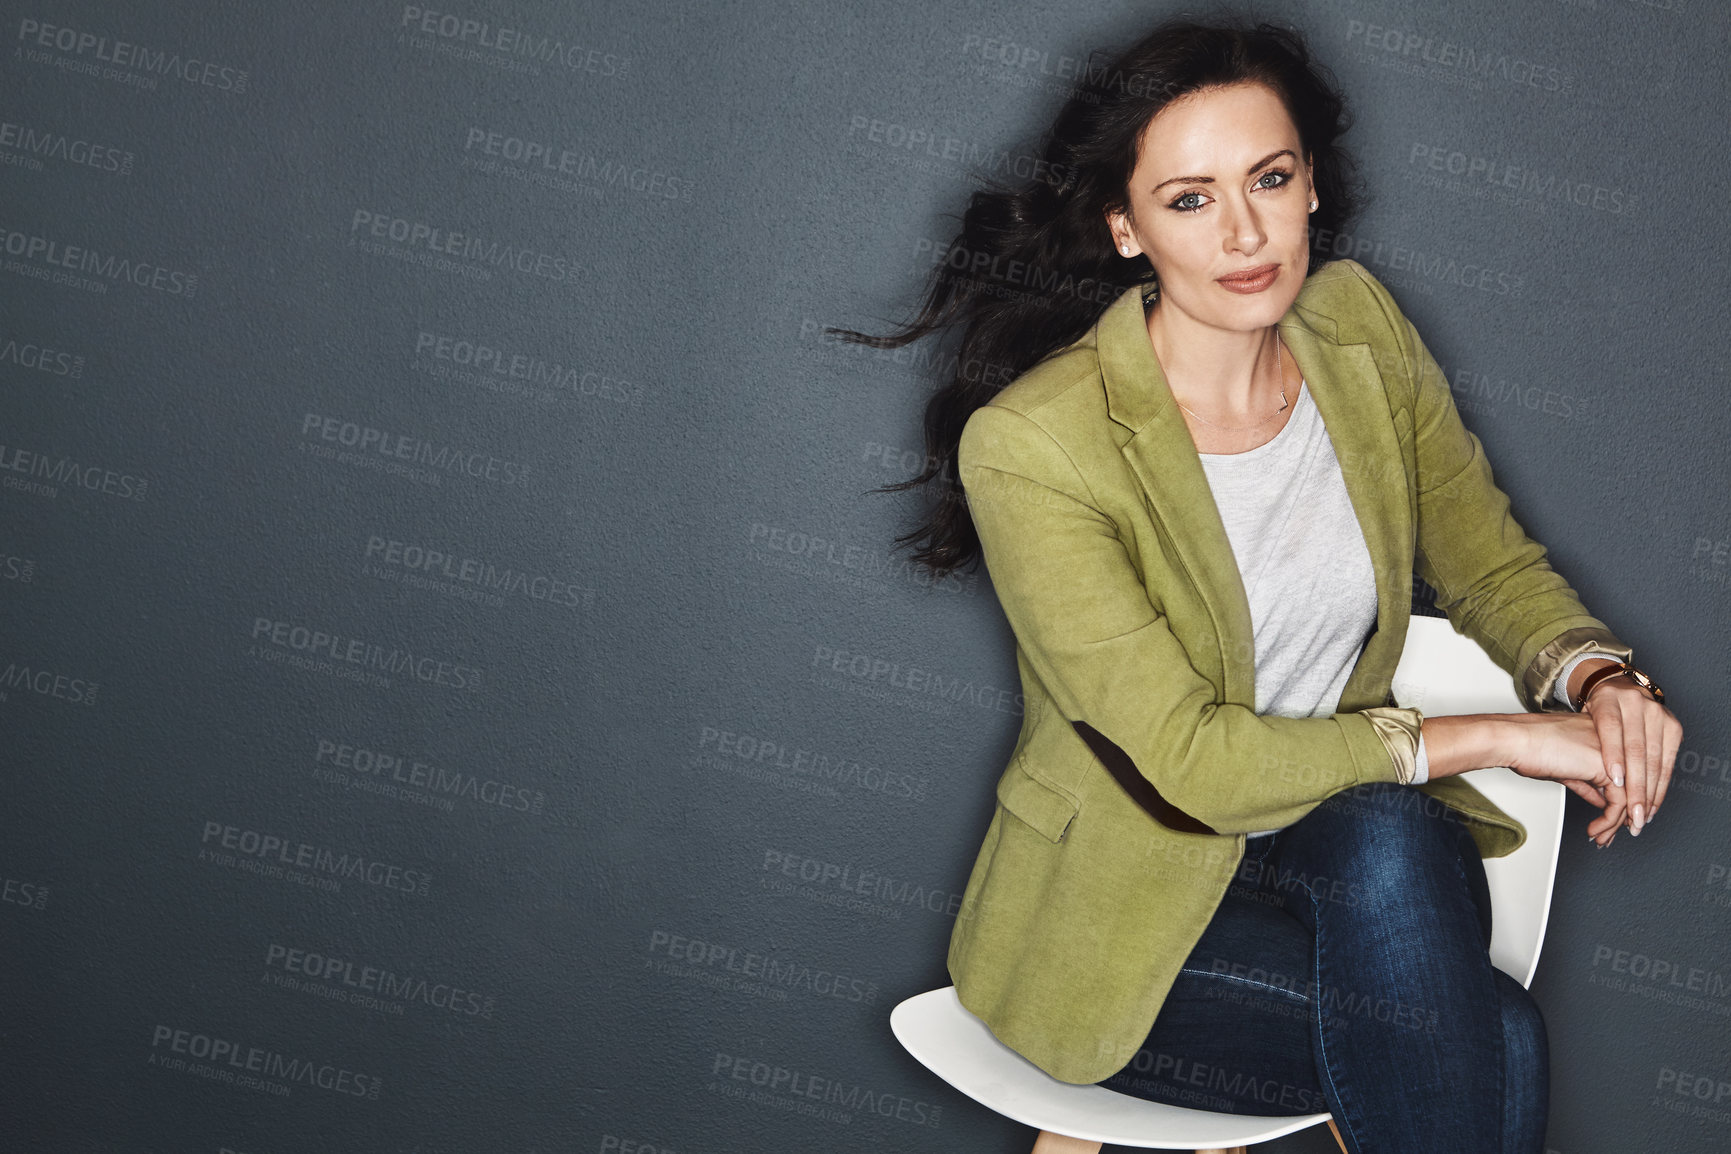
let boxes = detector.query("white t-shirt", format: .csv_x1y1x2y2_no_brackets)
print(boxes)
1196,378,1614,834
1197,379,1381,835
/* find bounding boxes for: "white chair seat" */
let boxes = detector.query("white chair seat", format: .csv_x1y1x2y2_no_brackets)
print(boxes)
891,615,1566,1149
892,985,1333,1149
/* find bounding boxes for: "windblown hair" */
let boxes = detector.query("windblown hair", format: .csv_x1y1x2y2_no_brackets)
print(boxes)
833,17,1363,579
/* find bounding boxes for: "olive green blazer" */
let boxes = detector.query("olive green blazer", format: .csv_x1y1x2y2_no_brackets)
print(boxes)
947,258,1631,1084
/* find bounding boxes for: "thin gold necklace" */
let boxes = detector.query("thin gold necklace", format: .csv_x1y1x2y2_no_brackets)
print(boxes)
1174,330,1291,430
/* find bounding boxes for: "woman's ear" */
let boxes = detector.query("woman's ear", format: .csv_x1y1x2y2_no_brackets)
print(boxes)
1105,208,1141,258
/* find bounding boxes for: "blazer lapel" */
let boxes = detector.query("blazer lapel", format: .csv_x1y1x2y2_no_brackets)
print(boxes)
1095,283,1411,710
1280,319,1413,708
1097,287,1255,703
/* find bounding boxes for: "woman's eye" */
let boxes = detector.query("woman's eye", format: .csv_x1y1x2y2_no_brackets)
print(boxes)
1257,169,1292,190
1171,192,1207,213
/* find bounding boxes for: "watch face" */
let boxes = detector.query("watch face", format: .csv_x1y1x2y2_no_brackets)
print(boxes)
1615,665,1663,702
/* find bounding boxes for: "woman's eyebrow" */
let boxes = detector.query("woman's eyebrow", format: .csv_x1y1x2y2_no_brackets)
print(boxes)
1151,148,1297,193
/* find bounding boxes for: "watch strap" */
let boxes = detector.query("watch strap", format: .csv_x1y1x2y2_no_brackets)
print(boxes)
1577,660,1664,708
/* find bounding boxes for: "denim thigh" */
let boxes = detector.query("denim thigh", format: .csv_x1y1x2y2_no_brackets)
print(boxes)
1097,834,1329,1116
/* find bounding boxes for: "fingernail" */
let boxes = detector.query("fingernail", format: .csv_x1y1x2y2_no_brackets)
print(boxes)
1633,804,1645,834
1611,767,1625,787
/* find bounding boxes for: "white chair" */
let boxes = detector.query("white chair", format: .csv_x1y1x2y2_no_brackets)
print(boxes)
890,614,1567,1153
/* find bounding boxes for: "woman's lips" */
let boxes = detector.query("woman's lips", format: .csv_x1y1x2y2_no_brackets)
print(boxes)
1216,264,1279,294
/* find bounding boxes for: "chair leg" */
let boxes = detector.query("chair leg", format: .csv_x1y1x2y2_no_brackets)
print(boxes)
1326,1117,1349,1152
1194,1147,1247,1154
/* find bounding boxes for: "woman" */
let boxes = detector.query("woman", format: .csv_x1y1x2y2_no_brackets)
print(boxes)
837,17,1681,1154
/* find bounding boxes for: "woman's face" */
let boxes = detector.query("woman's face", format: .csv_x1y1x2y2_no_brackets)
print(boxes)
1105,81,1316,333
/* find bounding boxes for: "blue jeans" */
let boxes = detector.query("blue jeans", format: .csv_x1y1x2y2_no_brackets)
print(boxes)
1097,782,1548,1154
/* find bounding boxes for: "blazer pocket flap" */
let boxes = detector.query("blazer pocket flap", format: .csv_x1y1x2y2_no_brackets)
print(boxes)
996,761,1079,843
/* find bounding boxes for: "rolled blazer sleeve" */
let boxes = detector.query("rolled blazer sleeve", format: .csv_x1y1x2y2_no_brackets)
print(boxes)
959,403,1418,837
1351,263,1633,710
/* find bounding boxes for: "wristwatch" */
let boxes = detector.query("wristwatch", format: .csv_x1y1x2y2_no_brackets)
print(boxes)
1575,660,1664,709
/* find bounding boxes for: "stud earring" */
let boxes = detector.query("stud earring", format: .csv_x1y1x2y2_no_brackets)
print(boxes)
1309,199,1318,212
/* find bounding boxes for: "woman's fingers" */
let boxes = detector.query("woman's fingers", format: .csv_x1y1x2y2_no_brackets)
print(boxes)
1562,779,1608,809
1652,712,1683,819
1592,780,1628,847
1622,707,1650,835
1567,777,1618,846
1642,706,1666,818
1589,699,1626,787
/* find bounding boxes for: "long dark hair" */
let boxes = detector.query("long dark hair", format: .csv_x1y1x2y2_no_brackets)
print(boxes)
832,17,1362,579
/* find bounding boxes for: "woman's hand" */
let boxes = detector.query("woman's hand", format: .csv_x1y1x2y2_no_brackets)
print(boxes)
1580,677,1683,840
1499,713,1629,845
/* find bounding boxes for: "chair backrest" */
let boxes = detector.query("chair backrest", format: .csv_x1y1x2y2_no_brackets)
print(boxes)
1388,614,1567,988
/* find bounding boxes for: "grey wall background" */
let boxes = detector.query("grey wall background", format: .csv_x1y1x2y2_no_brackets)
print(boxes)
3,1,1727,1151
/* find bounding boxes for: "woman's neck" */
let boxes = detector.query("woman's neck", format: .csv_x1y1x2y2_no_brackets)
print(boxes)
1145,304,1287,423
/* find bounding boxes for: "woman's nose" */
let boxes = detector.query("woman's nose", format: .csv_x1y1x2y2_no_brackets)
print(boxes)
1221,198,1267,255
